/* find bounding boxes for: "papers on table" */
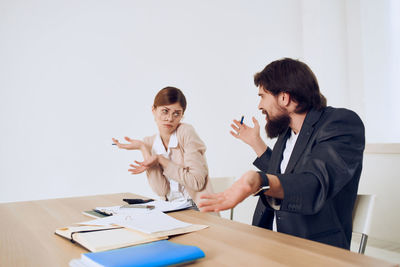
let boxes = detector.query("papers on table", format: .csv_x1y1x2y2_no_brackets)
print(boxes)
94,199,192,216
78,210,192,234
94,205,151,216
148,199,192,212
56,199,208,254
57,208,207,252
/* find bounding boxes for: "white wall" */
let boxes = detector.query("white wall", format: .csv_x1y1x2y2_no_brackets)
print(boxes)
359,149,400,244
359,0,400,143
0,0,399,243
0,0,304,202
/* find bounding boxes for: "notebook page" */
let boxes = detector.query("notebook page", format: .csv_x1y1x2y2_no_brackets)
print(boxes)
77,210,192,234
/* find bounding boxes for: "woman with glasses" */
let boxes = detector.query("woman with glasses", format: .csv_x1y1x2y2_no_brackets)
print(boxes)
112,87,213,209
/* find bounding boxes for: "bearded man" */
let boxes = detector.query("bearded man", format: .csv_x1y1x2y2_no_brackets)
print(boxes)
199,58,365,250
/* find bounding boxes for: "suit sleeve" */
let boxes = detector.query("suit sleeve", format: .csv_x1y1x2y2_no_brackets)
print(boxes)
162,124,209,192
278,110,365,215
253,148,273,172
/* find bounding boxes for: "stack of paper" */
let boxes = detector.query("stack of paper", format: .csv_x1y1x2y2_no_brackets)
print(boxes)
94,199,192,216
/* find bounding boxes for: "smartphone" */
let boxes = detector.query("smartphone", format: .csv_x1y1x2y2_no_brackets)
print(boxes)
122,198,154,205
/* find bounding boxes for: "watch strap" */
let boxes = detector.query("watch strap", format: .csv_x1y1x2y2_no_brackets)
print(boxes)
253,171,270,196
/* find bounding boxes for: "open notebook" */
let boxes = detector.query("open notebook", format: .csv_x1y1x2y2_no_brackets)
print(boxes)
55,210,207,252
55,225,166,252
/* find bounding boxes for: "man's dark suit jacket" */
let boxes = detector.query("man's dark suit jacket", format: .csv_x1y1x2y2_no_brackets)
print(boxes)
252,107,365,249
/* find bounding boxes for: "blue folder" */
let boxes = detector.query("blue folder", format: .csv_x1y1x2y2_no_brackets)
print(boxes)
81,240,205,267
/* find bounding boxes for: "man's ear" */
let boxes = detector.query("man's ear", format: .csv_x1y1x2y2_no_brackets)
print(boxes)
280,92,291,107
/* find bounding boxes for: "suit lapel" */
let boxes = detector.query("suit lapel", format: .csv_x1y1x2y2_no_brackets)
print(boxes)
284,109,324,173
269,128,291,174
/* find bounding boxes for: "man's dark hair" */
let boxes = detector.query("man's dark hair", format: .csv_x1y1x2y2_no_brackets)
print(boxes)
254,58,327,113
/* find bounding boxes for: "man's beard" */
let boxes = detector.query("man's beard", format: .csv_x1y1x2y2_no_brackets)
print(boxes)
264,111,291,138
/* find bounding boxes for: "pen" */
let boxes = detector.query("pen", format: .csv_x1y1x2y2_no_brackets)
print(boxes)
93,209,113,216
240,116,244,125
112,143,116,145
121,204,155,210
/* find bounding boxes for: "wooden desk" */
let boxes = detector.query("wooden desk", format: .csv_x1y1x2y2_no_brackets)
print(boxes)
0,193,396,267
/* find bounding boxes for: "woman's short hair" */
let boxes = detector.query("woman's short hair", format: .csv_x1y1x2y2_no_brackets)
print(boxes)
153,86,187,112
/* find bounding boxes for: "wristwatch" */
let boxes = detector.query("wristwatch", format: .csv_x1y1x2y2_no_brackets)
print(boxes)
253,171,270,196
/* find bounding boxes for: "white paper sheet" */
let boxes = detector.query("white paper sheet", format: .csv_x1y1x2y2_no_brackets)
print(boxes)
148,199,192,212
95,205,151,216
94,199,191,216
77,210,192,234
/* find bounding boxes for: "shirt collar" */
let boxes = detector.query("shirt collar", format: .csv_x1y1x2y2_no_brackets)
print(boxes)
152,131,178,155
169,131,178,148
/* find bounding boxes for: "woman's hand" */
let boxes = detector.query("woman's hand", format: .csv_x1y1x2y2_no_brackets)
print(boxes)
112,137,144,150
128,155,159,174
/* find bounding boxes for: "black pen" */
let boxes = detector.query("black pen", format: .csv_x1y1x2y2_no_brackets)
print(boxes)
121,204,155,210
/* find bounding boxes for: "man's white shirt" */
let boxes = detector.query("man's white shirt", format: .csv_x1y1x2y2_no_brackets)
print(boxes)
270,130,299,231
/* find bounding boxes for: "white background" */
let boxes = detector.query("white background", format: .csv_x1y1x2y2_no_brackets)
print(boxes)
1,0,399,243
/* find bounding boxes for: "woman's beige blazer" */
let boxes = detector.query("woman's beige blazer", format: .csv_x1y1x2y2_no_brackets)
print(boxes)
143,123,214,206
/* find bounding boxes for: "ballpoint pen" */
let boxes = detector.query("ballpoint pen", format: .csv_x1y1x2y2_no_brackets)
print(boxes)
121,204,155,210
240,116,244,124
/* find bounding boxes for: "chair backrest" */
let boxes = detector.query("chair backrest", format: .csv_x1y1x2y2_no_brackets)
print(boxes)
210,177,235,220
352,194,376,254
210,177,235,193
352,194,375,235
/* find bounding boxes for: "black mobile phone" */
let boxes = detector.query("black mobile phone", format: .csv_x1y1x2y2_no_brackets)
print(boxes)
122,198,154,205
